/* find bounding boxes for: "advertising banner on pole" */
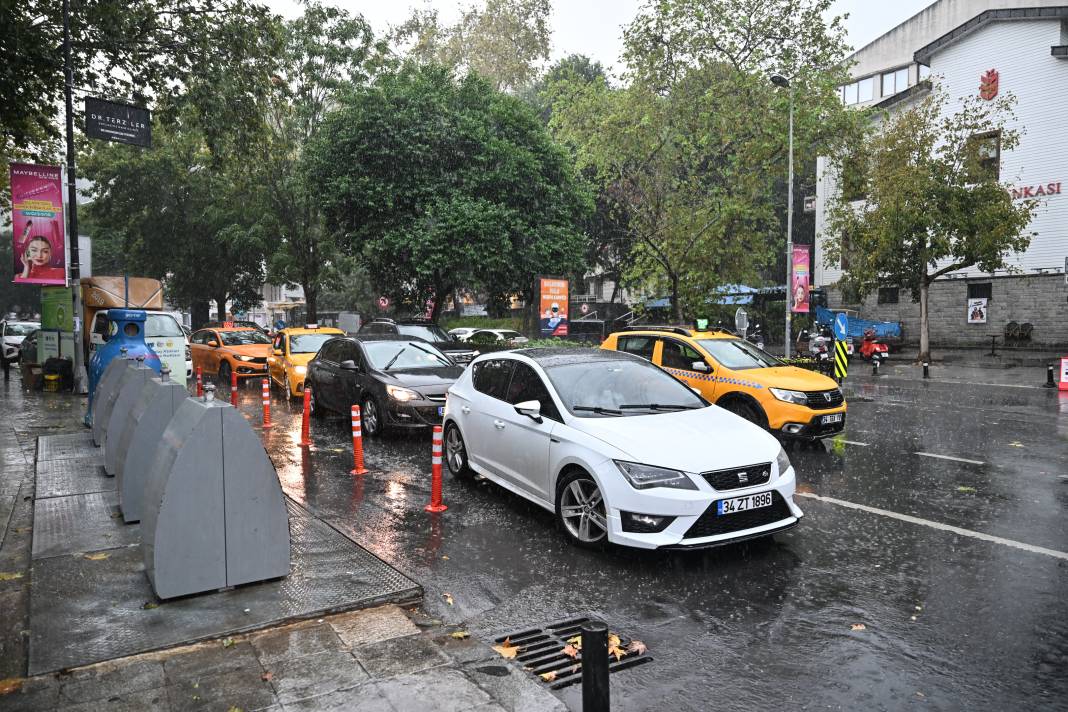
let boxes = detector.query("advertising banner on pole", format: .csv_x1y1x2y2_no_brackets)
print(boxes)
791,245,810,313
538,277,569,337
9,163,67,285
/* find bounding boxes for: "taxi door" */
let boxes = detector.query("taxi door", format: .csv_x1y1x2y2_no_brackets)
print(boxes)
268,333,286,387
201,329,224,375
655,337,718,400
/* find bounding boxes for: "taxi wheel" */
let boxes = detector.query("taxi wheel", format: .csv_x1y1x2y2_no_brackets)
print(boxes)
722,397,768,431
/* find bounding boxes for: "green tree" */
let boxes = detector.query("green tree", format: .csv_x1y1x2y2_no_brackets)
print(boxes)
306,63,590,321
390,0,551,93
823,88,1039,361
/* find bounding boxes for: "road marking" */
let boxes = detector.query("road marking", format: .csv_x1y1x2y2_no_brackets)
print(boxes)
838,439,869,447
795,492,1068,561
914,452,985,465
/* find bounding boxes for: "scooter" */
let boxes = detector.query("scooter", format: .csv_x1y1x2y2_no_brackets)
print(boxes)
804,327,834,377
858,328,889,364
745,323,765,351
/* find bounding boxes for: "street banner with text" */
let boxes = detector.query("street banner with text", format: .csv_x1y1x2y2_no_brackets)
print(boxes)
538,278,569,337
791,245,810,313
9,163,67,286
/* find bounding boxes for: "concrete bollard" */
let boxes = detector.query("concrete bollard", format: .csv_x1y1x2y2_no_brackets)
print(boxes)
91,355,134,447
350,404,368,475
103,356,156,475
425,425,447,513
141,389,290,599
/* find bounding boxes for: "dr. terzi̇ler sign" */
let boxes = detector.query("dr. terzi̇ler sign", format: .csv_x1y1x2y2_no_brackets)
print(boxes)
85,97,151,148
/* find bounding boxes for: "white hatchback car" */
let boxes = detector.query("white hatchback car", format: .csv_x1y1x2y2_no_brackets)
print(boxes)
443,348,802,549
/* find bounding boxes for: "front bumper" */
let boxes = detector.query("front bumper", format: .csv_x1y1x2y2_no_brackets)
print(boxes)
779,412,846,439
234,362,269,377
594,460,802,550
384,398,446,429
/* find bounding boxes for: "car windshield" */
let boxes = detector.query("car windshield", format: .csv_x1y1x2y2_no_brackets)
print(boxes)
396,324,451,342
364,340,451,370
144,315,185,338
5,323,38,336
500,331,521,339
289,333,335,354
697,339,781,370
219,330,270,346
545,358,705,417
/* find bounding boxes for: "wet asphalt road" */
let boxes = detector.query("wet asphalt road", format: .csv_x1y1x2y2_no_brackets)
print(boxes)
241,374,1068,711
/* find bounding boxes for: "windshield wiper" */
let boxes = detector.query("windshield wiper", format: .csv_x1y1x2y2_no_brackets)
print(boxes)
382,347,406,370
410,342,452,366
572,405,623,416
619,403,701,411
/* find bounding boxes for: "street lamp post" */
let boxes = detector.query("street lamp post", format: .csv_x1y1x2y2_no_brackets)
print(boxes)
771,74,794,358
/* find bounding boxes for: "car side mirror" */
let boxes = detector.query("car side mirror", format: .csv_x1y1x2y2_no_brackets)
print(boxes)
208,340,219,348
273,348,282,356
692,361,711,373
514,399,542,423
340,359,360,371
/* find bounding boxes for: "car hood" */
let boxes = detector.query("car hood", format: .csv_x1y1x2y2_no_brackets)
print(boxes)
745,365,839,391
224,344,271,357
570,406,781,473
3,335,25,345
379,366,464,389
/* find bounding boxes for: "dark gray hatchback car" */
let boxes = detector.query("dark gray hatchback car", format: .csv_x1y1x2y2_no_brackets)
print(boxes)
305,334,464,435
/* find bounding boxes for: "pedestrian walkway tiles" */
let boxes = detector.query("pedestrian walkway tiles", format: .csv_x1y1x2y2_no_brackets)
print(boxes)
31,490,139,559
27,499,421,675
35,458,113,499
36,431,101,462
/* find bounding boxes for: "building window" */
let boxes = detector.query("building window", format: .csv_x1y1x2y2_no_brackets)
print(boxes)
918,63,931,80
881,67,909,96
966,131,1001,182
843,82,859,105
858,77,874,103
877,287,899,304
967,282,992,300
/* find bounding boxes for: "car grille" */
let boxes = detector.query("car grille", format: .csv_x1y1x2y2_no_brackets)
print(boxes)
700,463,772,491
245,356,268,364
425,394,447,403
445,350,476,363
683,491,792,540
805,388,844,409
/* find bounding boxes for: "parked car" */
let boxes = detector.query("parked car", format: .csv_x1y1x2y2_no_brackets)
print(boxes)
268,325,344,398
467,329,529,345
305,334,463,435
601,326,846,441
359,318,478,365
203,320,267,334
190,326,272,383
448,327,478,341
1,320,40,363
443,348,800,549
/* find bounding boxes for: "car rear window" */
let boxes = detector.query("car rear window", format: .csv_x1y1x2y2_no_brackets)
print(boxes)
617,335,655,361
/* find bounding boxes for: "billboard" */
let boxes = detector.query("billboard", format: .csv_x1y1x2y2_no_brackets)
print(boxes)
85,97,152,148
9,163,66,285
538,278,569,337
791,245,810,313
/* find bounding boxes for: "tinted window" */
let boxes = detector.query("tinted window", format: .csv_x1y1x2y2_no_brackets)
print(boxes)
191,330,213,345
290,333,336,354
660,339,703,370
696,339,780,370
318,340,343,362
396,324,449,342
617,335,655,361
505,363,561,421
6,323,37,336
145,314,184,338
363,340,451,369
472,359,516,400
545,358,704,417
218,330,270,345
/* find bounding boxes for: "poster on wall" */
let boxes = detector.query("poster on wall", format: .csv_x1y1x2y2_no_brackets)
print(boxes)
791,245,810,313
9,163,67,285
41,286,74,331
967,298,988,324
538,277,569,337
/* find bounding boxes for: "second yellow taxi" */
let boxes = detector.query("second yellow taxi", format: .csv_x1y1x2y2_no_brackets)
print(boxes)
269,325,345,398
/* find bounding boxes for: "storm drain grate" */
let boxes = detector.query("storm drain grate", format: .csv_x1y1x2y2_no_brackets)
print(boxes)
492,616,652,690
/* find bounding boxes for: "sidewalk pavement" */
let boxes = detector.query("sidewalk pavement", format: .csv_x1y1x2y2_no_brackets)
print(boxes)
847,360,1061,389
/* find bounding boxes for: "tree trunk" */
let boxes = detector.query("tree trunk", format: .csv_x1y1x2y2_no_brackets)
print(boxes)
191,300,210,330
671,275,683,323
304,285,318,324
918,280,931,363
215,295,227,322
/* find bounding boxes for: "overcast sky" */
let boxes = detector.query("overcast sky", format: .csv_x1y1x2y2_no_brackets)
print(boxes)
262,0,938,71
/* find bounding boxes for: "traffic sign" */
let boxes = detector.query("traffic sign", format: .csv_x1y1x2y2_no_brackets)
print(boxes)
833,312,848,340
834,340,849,381
377,296,389,310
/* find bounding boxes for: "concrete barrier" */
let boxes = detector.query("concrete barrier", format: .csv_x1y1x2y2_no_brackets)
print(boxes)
141,390,290,599
103,357,155,476
91,356,132,447
117,369,187,523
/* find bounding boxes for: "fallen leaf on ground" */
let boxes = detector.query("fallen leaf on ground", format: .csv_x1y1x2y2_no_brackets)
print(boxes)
442,555,449,560
851,623,866,631
260,671,273,682
561,644,579,659
1009,442,1024,448
0,572,23,582
539,671,557,682
566,635,582,648
626,640,648,655
607,633,625,661
449,631,470,640
442,593,454,605
956,486,976,493
141,601,158,610
83,552,109,561
492,638,520,659
222,637,235,648
0,678,24,695
227,706,243,712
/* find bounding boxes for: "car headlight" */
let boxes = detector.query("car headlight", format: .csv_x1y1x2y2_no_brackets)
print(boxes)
237,355,254,362
386,385,420,402
776,446,792,476
293,365,307,375
185,346,191,360
614,460,697,491
769,387,808,405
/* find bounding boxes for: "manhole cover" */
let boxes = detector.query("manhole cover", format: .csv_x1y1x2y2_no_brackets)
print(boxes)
492,616,652,690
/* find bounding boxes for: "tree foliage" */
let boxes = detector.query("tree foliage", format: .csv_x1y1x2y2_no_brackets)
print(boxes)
306,63,591,320
823,87,1039,360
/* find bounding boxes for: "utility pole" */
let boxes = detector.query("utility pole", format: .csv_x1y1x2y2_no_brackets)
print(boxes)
771,74,795,358
63,0,88,393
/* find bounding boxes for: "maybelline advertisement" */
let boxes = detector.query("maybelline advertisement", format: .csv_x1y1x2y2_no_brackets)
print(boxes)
9,163,67,286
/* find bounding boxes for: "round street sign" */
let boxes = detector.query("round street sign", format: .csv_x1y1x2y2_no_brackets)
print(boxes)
580,303,589,315
833,312,848,340
378,296,389,310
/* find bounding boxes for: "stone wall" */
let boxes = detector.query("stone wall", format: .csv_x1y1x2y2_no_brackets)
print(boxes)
827,273,1068,347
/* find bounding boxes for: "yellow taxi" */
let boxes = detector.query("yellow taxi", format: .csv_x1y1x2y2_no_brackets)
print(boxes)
601,325,846,440
268,325,344,398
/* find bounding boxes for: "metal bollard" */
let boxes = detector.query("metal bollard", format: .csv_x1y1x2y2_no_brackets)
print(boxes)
425,425,447,512
350,404,368,475
872,358,880,376
261,378,272,428
1045,363,1056,388
230,369,238,406
922,362,930,379
580,620,610,712
300,387,312,446
196,365,203,397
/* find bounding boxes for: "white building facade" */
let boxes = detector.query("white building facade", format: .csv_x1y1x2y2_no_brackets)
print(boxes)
815,5,1068,348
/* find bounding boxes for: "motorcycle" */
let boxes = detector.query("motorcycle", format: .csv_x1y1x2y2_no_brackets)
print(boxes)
798,327,833,376
745,323,765,351
858,328,889,364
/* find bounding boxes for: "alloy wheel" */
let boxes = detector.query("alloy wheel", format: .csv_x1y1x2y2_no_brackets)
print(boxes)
559,478,607,543
445,425,470,477
362,397,380,435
